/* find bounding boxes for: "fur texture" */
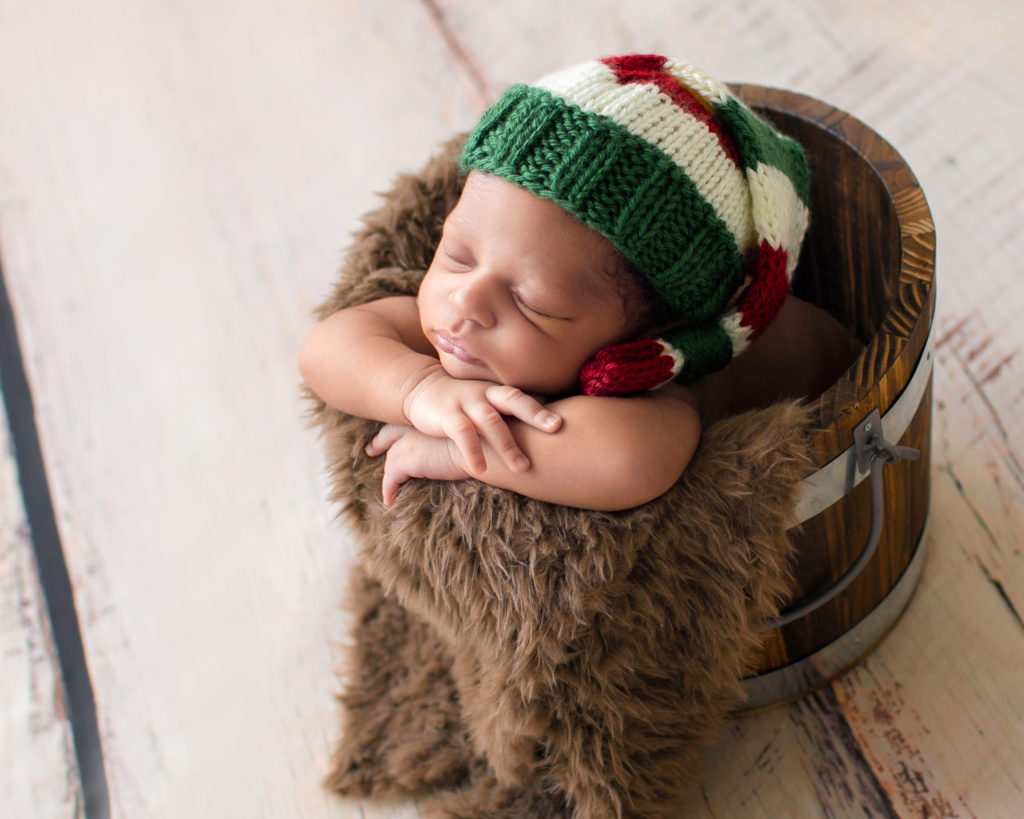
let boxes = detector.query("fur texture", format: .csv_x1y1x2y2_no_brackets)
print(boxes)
306,137,814,818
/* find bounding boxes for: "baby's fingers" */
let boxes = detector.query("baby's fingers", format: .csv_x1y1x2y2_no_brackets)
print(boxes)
484,385,562,433
445,417,488,475
365,423,407,457
467,404,531,473
380,456,410,506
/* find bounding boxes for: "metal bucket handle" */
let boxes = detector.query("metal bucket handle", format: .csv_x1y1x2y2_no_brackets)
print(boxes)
767,328,934,630
768,410,920,628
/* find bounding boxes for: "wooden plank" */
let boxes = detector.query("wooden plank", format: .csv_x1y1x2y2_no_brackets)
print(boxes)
0,399,82,817
824,438,1024,819
682,694,899,818
0,0,476,815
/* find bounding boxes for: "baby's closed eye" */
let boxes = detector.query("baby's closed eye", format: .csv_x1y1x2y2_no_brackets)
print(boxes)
512,290,573,322
443,248,474,270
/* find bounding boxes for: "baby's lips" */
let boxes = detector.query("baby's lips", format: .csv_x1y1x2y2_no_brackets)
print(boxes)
434,330,484,365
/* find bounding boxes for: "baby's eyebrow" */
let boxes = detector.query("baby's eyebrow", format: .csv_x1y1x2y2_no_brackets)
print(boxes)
440,219,463,240
521,276,582,317
443,206,479,238
438,224,477,258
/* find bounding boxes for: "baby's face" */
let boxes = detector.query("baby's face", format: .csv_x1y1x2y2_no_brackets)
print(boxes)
418,172,632,396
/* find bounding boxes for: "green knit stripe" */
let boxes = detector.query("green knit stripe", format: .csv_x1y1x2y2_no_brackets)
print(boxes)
663,322,735,384
712,97,810,207
461,84,746,322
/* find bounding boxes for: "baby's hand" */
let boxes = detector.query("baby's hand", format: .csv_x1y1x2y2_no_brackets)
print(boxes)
403,373,561,474
366,424,470,505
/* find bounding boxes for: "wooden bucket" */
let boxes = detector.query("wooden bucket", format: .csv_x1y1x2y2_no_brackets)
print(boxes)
731,86,936,712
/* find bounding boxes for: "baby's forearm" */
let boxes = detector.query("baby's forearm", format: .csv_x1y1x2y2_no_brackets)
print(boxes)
465,390,700,511
302,298,568,477
298,301,441,425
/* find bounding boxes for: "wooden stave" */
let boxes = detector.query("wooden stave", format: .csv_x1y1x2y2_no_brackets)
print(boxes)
733,84,937,466
731,86,936,673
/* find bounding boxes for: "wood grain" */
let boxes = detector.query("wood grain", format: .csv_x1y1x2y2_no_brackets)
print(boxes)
0,0,457,816
1,0,1023,817
727,88,936,673
0,402,82,817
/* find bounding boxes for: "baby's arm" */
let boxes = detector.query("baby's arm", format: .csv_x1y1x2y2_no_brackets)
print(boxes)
298,296,560,472
368,386,701,511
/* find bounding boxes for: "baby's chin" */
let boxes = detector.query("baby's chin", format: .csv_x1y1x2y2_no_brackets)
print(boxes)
437,351,574,396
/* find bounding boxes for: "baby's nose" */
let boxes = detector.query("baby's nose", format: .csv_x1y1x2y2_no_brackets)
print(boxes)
450,273,498,328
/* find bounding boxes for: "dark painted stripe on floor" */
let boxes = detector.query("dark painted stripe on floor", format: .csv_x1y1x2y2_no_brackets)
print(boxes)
0,262,111,818
794,686,899,817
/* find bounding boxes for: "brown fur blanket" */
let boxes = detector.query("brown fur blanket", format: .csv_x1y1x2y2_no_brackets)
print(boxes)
305,136,813,818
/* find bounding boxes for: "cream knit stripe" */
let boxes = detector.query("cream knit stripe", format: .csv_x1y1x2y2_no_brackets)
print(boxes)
655,339,687,380
662,61,811,268
661,60,732,107
718,310,755,356
535,61,756,253
747,162,810,277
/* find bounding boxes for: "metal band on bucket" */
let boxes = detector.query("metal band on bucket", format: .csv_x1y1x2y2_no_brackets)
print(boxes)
738,519,929,714
792,325,935,526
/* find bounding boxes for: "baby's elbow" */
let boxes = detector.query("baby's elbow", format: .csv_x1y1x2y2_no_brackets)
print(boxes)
600,418,699,510
297,330,327,396
595,440,693,511
297,336,314,382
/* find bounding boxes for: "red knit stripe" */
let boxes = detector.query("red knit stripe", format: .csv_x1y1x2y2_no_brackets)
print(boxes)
600,54,741,166
737,241,789,339
579,338,677,396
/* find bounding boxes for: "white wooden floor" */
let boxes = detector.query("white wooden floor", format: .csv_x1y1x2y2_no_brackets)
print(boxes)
2,1,1023,817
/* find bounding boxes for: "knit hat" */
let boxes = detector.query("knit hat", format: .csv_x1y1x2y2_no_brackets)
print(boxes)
459,54,810,395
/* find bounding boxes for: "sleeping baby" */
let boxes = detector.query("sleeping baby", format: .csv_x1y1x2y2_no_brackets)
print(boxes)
299,54,856,511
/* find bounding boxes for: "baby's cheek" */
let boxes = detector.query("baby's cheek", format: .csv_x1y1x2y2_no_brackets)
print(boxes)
531,356,588,396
